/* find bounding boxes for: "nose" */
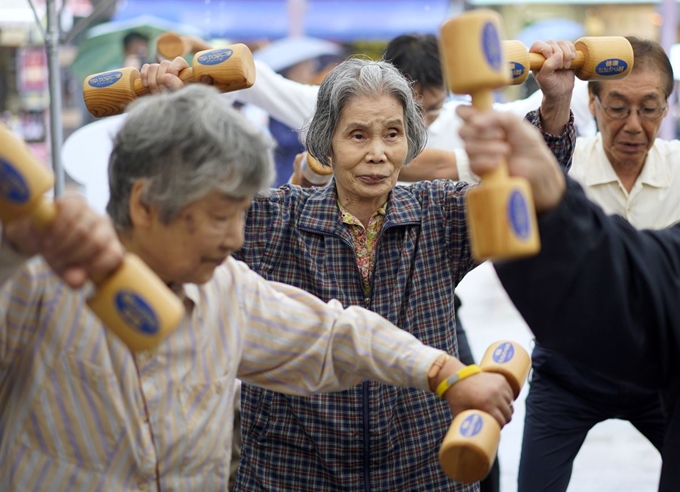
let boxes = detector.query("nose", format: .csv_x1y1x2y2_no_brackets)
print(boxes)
623,110,643,132
220,220,245,253
365,138,386,163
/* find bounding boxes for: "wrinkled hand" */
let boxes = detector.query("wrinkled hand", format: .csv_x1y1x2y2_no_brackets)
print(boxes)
442,370,515,427
140,57,190,94
4,195,125,288
457,105,566,213
530,40,577,101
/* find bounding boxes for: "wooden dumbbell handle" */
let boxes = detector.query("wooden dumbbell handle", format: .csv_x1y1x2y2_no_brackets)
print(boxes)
26,197,115,285
471,90,508,184
525,51,586,72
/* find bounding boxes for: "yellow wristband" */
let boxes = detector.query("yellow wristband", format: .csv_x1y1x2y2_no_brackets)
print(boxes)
435,364,483,399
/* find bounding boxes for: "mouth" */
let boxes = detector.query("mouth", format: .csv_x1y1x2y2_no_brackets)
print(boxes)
618,142,646,152
358,174,389,184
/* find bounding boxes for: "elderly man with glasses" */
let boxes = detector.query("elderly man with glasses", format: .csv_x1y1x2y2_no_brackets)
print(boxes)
517,36,675,492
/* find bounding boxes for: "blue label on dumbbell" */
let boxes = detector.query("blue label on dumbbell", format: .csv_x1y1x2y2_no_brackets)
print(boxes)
88,71,123,88
0,158,30,204
114,290,160,335
481,22,502,72
459,413,484,437
492,342,515,364
510,61,526,80
197,49,234,66
594,59,628,76
507,190,530,240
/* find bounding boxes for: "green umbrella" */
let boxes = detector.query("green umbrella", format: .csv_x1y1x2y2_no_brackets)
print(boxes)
71,15,205,83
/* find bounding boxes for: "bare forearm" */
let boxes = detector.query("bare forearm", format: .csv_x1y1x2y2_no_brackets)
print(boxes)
539,93,572,136
399,148,459,182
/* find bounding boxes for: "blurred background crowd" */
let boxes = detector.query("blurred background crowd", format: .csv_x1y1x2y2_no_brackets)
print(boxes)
2,0,680,163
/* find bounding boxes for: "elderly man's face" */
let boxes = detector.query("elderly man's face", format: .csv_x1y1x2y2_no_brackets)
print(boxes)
589,68,669,171
136,189,252,285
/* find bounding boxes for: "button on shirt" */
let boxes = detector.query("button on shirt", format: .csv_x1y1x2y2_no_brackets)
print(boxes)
570,133,680,229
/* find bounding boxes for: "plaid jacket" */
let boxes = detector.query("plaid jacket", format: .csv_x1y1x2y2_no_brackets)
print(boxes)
232,111,575,491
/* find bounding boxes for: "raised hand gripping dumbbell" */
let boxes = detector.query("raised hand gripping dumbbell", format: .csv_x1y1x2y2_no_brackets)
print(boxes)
83,43,256,118
439,9,540,261
0,125,184,351
504,36,633,85
439,340,531,483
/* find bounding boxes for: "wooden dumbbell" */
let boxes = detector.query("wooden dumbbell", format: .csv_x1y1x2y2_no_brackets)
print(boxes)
291,153,332,186
504,37,634,85
83,44,256,118
439,9,540,261
156,32,213,60
0,125,185,351
439,340,531,483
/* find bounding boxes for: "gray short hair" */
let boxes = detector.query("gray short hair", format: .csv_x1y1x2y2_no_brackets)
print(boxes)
305,57,427,168
107,84,275,230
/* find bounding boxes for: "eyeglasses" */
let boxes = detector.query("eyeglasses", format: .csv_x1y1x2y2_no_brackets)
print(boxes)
595,96,666,121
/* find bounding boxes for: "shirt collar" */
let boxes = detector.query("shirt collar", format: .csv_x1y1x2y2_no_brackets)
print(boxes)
584,134,669,189
170,282,199,314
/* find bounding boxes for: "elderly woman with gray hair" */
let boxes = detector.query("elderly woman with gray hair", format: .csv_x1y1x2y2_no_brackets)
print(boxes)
141,52,576,490
0,84,522,491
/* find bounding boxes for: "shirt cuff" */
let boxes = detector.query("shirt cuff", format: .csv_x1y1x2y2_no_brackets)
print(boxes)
453,148,480,184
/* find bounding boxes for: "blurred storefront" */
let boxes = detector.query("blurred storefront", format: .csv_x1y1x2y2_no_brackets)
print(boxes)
0,0,96,160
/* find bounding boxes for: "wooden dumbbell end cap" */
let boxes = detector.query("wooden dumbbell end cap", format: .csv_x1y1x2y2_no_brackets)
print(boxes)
480,340,531,399
439,410,500,482
439,9,510,95
573,36,634,81
86,253,185,351
83,67,141,118
0,126,55,223
156,32,185,60
503,40,531,85
195,44,256,93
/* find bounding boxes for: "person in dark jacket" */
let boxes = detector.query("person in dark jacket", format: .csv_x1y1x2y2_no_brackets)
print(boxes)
457,101,680,492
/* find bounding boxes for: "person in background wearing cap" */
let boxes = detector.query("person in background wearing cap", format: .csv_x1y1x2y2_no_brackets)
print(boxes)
250,36,346,187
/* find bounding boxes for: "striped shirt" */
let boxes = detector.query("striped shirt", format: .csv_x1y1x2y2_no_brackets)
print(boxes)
0,239,444,491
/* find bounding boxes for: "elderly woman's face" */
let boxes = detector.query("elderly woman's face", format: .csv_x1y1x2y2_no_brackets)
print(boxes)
331,94,408,205
138,189,252,285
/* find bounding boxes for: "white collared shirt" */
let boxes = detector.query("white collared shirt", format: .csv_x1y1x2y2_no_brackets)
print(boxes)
570,133,680,229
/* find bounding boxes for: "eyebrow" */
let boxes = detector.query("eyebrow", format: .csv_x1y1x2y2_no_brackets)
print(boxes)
343,118,405,131
607,90,663,102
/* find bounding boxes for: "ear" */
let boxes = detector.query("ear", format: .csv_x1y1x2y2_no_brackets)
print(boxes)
128,180,155,229
588,93,597,117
